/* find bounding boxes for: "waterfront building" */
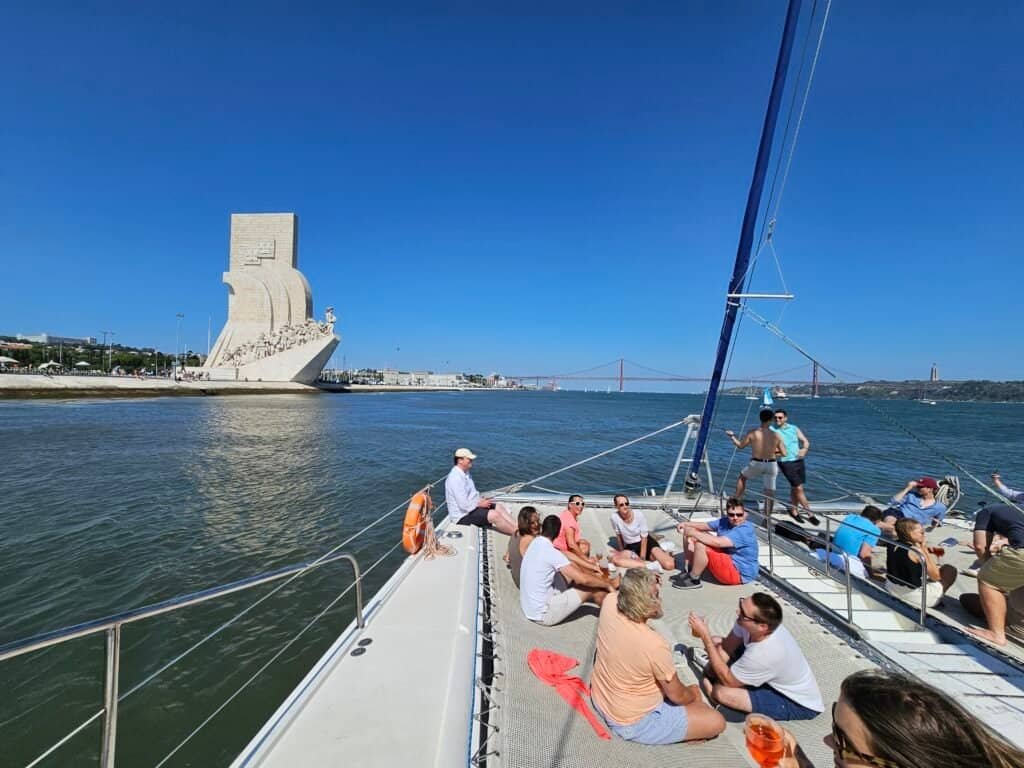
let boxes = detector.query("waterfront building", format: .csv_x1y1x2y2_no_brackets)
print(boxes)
14,333,97,345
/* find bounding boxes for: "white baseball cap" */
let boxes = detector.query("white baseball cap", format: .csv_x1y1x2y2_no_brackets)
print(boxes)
454,448,477,460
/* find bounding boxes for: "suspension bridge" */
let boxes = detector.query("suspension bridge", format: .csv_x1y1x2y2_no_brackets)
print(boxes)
507,358,830,394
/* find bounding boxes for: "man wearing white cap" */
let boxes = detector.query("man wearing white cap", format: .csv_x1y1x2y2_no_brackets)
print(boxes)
445,448,516,534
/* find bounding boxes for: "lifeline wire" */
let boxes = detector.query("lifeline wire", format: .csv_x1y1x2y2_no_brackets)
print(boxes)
23,474,450,768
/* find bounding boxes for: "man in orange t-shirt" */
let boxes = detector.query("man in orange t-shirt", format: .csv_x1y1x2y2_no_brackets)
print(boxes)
590,569,725,745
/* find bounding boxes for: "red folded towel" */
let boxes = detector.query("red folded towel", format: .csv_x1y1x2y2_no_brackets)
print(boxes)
527,648,611,740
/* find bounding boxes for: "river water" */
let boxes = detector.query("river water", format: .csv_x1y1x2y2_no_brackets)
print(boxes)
1,391,1021,766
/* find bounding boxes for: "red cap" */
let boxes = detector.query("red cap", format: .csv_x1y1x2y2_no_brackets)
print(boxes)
916,477,938,490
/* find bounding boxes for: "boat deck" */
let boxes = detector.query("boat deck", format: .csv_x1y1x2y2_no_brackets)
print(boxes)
231,492,1024,767
487,498,875,768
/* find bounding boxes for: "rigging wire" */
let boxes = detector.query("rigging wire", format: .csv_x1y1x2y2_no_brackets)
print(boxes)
23,476,452,767
153,537,411,768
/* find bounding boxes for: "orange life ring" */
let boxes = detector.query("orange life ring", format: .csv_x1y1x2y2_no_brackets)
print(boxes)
402,489,432,554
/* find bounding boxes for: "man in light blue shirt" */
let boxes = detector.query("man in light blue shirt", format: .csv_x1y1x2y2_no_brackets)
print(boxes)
444,448,516,534
992,473,1024,503
880,477,947,534
770,410,819,526
814,505,882,579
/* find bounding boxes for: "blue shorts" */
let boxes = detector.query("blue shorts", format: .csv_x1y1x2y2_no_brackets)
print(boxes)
747,685,820,722
594,698,688,745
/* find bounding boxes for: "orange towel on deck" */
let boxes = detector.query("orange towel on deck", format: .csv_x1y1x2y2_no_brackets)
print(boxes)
527,648,611,740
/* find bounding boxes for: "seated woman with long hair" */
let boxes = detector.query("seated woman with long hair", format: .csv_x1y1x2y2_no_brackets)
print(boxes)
780,669,1024,768
507,506,539,589
884,518,957,608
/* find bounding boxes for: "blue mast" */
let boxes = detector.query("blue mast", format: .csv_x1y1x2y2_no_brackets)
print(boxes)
685,0,803,493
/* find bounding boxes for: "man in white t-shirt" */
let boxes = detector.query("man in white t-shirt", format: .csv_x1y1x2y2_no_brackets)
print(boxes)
688,592,822,721
520,515,616,626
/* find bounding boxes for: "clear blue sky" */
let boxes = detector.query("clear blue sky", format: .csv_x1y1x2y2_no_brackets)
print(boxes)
2,1,1020,388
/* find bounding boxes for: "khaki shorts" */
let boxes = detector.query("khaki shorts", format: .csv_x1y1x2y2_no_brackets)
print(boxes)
538,588,584,626
979,547,1024,593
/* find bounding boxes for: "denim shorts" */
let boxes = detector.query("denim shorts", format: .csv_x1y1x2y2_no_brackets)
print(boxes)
594,698,688,745
747,685,820,722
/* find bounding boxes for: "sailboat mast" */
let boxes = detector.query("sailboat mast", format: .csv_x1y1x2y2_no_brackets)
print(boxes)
685,0,803,493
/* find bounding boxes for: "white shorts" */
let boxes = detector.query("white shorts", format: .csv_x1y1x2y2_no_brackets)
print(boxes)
537,588,584,626
741,460,778,492
886,578,944,608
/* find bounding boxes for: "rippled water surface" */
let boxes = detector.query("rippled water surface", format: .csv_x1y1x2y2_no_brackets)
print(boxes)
1,392,1021,766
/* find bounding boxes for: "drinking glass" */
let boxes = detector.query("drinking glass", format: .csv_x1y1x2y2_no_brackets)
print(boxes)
744,713,784,767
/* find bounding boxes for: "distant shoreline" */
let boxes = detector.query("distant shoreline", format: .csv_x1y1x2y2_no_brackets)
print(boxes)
0,375,526,399
724,379,1024,403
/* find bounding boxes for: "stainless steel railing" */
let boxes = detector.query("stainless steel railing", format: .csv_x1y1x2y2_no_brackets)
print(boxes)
0,551,364,768
759,507,931,627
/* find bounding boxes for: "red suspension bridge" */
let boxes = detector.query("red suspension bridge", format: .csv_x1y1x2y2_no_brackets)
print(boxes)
507,358,829,395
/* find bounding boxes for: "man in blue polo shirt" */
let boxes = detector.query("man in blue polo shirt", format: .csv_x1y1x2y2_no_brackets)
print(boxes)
814,505,882,579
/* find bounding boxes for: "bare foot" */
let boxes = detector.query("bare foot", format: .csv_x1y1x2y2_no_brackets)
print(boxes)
967,626,1007,646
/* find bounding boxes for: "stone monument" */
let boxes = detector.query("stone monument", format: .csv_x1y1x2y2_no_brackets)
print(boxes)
204,213,340,384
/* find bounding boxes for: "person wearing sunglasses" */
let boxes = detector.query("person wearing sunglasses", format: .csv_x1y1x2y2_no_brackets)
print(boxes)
689,592,821,722
609,494,678,573
771,409,821,526
552,494,602,575
672,497,759,590
775,669,1024,768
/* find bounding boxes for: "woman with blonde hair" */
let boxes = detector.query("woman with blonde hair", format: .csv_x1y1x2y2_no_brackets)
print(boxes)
781,669,1024,767
590,568,724,745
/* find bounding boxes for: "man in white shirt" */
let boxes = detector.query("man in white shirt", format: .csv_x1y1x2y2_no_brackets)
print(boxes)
689,592,822,721
521,515,615,626
444,448,516,534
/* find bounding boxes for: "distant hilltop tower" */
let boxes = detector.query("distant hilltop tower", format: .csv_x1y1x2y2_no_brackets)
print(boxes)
204,213,340,384
930,363,939,382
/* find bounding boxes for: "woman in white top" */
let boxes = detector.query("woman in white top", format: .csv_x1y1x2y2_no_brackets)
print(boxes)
609,494,678,572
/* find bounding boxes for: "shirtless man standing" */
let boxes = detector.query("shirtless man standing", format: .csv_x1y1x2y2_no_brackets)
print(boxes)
725,409,784,517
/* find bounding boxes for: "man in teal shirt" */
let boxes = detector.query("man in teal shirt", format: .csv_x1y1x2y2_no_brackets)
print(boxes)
771,410,819,526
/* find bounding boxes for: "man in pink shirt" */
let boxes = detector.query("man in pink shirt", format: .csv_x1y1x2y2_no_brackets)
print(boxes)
554,494,601,574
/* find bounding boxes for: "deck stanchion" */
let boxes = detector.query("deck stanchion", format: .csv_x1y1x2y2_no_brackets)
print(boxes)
765,503,774,573
919,552,929,626
340,554,365,628
843,553,853,623
823,517,831,577
100,624,122,768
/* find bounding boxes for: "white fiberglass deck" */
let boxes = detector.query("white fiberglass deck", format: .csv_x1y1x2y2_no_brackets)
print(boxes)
230,522,483,768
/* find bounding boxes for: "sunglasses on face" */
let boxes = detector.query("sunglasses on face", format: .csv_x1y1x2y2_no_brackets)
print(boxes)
831,703,900,768
737,599,759,623
726,511,745,518
571,501,585,507
616,502,630,509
